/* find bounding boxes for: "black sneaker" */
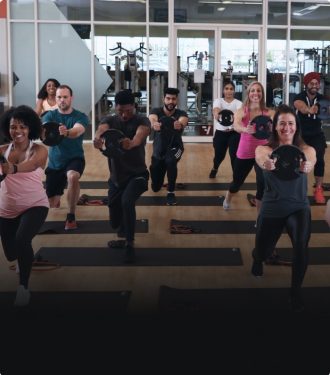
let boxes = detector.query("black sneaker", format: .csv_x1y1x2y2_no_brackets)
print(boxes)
251,260,263,277
166,193,177,206
124,244,136,264
251,249,263,277
209,168,218,178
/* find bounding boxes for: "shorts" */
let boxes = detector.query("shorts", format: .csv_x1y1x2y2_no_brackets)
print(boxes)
45,158,85,198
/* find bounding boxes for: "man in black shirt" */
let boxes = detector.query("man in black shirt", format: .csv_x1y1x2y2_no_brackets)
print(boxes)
149,87,188,205
93,90,150,262
293,72,327,204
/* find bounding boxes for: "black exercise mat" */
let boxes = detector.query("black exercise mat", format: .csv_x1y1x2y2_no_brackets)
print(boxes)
308,196,328,206
77,194,329,207
38,219,148,234
158,285,330,315
170,219,330,234
275,247,330,265
34,246,242,266
0,291,131,318
247,194,328,206
77,181,257,190
78,195,225,206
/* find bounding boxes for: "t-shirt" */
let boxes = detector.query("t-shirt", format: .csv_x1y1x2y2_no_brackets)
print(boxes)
43,109,89,169
150,107,188,158
212,98,242,131
100,114,151,187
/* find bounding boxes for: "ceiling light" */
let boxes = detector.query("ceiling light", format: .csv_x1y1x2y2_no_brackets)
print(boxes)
217,7,225,11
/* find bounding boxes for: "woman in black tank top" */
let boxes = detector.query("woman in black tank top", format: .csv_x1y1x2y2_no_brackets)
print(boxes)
252,105,316,312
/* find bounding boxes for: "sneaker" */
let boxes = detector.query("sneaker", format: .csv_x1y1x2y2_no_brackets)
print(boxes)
14,285,30,307
223,198,230,210
314,186,326,204
65,219,78,230
166,193,177,206
209,168,218,178
251,260,263,277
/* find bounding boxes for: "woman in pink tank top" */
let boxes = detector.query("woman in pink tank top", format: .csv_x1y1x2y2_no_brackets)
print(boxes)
0,105,49,307
222,81,275,214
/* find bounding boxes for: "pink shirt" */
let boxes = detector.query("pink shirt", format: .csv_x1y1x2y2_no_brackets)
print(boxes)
236,107,269,159
0,142,49,218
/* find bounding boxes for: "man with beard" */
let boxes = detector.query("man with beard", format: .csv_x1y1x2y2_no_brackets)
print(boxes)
42,84,89,230
293,72,327,204
149,87,189,206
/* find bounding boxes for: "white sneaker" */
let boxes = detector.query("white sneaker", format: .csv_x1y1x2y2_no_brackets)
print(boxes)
223,198,230,210
14,285,30,307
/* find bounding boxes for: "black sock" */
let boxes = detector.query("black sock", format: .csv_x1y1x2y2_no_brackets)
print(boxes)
67,213,75,222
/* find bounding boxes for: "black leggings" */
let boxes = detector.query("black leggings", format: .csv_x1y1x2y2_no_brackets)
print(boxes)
303,134,326,177
150,156,179,193
229,157,265,200
254,208,311,290
0,206,49,288
108,174,148,243
212,130,240,172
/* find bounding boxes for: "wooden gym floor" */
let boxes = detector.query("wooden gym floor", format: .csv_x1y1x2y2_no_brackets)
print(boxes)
0,142,329,315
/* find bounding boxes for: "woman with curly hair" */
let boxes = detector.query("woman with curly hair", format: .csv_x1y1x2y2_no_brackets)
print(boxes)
0,105,49,306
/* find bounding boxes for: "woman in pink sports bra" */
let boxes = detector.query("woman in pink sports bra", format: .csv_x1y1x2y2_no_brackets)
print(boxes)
0,105,49,307
223,81,275,213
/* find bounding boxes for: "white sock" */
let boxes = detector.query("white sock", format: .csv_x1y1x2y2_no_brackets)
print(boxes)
223,198,230,210
14,285,30,307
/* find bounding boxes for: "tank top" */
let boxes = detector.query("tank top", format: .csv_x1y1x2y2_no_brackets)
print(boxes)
42,99,58,113
236,107,269,159
0,142,49,218
260,170,309,218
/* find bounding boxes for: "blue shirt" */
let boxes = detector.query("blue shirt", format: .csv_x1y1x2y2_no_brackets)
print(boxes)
43,109,89,169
